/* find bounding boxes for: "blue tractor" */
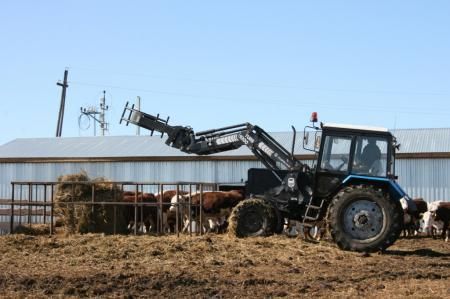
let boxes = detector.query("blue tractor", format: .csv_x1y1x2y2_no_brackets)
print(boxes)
121,104,416,252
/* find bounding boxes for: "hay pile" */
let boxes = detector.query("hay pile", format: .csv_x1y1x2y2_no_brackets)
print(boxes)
55,172,127,234
14,224,50,235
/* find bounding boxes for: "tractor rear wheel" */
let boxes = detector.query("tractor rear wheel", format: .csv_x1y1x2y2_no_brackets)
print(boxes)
327,185,402,252
228,198,276,237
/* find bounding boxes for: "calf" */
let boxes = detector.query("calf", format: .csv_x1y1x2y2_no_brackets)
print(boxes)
175,190,245,233
158,190,189,233
421,211,444,238
401,198,428,237
432,202,450,241
122,192,156,233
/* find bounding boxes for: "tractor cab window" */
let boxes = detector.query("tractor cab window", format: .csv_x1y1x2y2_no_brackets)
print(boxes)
353,136,388,177
320,136,352,172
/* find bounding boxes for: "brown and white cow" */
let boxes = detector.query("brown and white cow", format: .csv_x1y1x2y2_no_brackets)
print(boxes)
401,198,428,237
172,190,245,233
157,190,189,233
122,192,157,233
428,201,450,241
421,211,444,238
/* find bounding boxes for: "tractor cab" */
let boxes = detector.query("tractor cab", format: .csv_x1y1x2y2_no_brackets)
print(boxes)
312,123,396,200
319,124,393,176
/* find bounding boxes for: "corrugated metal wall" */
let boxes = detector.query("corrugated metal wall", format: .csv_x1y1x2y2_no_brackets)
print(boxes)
0,158,448,203
396,159,450,202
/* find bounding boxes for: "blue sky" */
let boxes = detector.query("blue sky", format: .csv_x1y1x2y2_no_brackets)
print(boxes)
1,1,449,145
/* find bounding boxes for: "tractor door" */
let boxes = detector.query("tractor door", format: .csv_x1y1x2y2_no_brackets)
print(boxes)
314,134,353,198
352,136,390,177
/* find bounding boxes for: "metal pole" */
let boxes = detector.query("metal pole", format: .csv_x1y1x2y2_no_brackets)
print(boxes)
188,184,192,236
91,184,95,233
18,185,22,226
176,184,179,237
159,184,163,235
28,183,32,226
97,90,109,136
56,69,69,137
10,183,15,234
50,184,54,235
136,96,141,136
134,184,138,235
43,185,47,224
140,184,144,233
200,184,203,236
113,183,117,235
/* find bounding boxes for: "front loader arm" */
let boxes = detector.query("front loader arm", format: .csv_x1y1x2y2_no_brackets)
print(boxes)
120,102,303,172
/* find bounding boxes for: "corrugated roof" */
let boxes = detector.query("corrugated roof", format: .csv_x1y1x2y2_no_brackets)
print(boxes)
0,128,448,159
391,128,450,153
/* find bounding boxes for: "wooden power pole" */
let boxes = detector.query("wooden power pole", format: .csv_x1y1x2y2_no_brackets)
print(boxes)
56,69,69,137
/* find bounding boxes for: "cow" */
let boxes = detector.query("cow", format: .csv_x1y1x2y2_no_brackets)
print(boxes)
401,198,428,237
421,211,444,238
171,190,245,234
122,192,156,233
429,202,450,241
157,190,189,233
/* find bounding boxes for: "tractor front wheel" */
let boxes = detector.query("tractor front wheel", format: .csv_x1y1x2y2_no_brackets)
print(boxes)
228,198,276,237
327,185,402,252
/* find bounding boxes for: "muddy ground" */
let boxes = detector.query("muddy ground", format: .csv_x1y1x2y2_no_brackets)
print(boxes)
0,233,449,298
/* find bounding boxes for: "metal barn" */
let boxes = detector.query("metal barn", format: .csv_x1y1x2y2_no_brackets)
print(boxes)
0,128,449,210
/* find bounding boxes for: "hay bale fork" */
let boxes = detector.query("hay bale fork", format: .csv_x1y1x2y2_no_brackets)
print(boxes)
120,103,417,252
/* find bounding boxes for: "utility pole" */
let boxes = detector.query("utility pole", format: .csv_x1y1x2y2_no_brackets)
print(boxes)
99,90,109,136
56,69,69,137
136,96,141,136
79,90,109,136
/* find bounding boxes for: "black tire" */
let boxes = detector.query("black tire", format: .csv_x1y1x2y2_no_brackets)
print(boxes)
327,185,402,252
271,203,285,234
228,198,275,237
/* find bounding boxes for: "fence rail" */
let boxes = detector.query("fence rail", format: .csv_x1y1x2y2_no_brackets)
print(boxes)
4,181,219,236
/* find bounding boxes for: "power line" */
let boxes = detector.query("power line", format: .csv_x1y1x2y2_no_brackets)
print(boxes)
68,66,450,97
69,80,450,116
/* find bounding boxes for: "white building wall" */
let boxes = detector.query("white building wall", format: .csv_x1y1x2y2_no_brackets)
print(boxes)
0,158,448,202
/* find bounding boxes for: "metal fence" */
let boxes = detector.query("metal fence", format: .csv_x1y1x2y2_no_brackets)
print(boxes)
2,181,218,236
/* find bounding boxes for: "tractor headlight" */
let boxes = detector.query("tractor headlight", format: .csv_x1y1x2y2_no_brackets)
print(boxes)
287,178,296,189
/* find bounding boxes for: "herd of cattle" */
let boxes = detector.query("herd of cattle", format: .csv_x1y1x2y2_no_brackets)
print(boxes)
402,198,450,241
120,189,450,242
121,189,245,234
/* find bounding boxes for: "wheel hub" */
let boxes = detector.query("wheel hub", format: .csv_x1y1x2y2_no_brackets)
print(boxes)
242,211,263,234
343,199,384,240
354,211,370,228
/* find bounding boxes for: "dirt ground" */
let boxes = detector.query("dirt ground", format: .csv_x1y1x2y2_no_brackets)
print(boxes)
0,233,449,298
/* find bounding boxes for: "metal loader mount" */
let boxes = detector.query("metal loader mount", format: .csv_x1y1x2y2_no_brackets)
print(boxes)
121,103,416,252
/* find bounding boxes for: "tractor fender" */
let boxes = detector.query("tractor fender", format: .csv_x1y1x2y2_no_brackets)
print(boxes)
341,175,417,213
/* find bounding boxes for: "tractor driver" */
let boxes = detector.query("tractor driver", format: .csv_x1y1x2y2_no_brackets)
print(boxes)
359,138,382,175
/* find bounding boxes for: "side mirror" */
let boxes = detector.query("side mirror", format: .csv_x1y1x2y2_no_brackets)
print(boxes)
303,126,321,153
304,131,309,145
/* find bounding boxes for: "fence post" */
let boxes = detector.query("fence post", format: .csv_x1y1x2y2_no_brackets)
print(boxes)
43,185,47,224
28,183,32,226
134,184,138,235
140,184,144,233
113,183,117,235
159,184,163,235
18,185,22,226
176,184,180,237
50,184,54,235
10,183,15,234
189,184,192,236
200,184,203,236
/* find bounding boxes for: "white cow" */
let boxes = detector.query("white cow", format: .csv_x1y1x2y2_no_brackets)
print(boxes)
420,211,444,237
